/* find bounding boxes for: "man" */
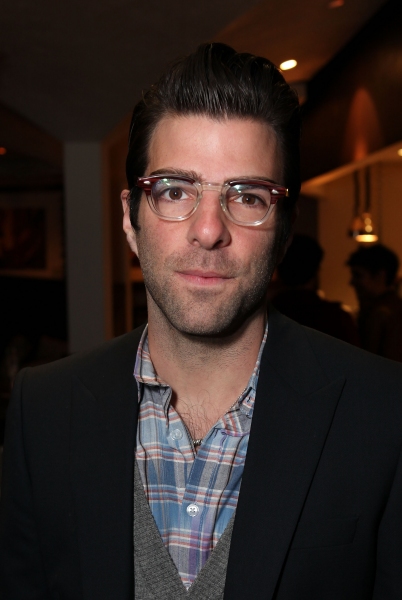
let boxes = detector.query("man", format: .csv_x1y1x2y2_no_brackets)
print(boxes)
348,243,402,361
272,234,359,345
1,43,402,600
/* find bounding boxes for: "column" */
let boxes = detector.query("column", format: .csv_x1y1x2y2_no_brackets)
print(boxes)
64,142,113,353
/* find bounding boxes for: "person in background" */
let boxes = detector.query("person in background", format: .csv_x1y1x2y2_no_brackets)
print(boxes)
347,243,402,361
272,234,359,345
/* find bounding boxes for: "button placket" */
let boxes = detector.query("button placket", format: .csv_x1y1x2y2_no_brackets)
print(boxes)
186,503,200,518
219,429,228,451
167,424,190,454
170,428,183,441
179,433,213,522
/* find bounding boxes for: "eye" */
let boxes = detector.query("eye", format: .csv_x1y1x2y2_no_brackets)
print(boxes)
234,193,265,207
229,191,269,209
159,186,190,202
152,179,196,203
226,184,272,209
166,187,185,201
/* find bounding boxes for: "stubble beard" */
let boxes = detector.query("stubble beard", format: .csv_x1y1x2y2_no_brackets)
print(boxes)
137,233,281,339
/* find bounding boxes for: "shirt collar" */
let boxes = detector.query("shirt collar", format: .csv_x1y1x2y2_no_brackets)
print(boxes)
134,321,268,406
134,325,168,387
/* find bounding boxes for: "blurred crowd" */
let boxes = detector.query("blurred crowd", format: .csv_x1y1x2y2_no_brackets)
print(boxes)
270,234,402,363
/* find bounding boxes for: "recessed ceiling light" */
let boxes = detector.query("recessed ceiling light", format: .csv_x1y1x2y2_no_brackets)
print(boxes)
0,147,6,155
280,59,297,71
397,149,402,156
328,0,344,7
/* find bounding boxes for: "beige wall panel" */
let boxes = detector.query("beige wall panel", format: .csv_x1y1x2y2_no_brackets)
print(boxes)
316,160,402,313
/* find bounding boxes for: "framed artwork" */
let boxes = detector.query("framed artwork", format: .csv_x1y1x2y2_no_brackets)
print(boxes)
0,191,63,279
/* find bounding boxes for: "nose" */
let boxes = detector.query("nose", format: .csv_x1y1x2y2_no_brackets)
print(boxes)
186,190,231,250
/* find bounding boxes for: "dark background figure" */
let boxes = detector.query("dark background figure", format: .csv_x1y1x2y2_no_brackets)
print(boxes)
347,244,402,362
272,234,359,345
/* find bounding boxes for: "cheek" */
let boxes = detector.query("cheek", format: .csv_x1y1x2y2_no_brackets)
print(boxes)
136,216,168,265
252,224,280,257
240,232,279,279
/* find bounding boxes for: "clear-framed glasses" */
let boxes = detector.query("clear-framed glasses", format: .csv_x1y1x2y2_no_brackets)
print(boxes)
136,174,289,227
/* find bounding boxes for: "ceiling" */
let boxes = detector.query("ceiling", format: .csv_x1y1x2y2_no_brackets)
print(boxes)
0,0,389,142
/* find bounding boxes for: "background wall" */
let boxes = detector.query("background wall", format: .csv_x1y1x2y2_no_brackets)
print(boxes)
301,0,402,182
297,0,402,312
303,156,402,312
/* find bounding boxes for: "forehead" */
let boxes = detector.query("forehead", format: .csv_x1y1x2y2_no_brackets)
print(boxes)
147,114,282,183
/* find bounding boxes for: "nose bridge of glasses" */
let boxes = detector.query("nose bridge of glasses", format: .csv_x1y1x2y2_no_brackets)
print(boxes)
196,182,231,223
192,182,229,225
198,181,225,198
199,181,223,193
198,181,227,205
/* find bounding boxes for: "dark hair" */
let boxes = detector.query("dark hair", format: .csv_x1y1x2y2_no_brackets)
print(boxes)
126,42,301,241
347,244,400,286
277,234,323,286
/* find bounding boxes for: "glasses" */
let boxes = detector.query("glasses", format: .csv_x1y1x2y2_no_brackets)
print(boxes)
136,174,288,226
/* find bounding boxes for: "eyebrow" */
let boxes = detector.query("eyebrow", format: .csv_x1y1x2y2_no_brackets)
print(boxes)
149,168,201,180
148,167,281,185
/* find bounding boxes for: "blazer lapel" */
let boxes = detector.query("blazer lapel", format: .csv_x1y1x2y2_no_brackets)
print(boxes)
225,311,345,600
69,328,144,600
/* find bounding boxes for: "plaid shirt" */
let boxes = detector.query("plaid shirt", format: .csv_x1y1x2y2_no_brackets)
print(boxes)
134,324,267,589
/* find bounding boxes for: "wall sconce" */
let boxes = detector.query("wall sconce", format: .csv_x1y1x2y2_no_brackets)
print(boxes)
349,168,378,243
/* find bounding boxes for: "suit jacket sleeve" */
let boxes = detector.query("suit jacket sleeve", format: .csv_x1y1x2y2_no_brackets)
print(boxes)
0,368,50,599
373,441,402,598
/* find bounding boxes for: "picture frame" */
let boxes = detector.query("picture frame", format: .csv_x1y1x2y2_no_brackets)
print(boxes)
0,190,64,279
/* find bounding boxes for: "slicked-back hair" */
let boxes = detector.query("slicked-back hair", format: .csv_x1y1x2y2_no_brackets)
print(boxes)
126,43,301,242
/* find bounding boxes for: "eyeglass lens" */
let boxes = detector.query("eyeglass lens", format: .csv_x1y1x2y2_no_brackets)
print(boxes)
151,178,273,223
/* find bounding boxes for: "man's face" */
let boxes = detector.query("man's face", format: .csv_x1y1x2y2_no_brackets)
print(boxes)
349,265,387,305
122,115,284,337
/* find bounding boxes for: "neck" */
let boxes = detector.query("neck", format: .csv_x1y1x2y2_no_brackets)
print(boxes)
146,300,267,440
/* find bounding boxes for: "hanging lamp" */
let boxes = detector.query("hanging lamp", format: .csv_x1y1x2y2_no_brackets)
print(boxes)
349,168,378,243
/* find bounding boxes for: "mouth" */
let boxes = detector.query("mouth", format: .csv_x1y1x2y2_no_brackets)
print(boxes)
176,270,233,286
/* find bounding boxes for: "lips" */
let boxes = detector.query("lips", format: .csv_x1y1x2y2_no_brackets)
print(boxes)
179,270,230,278
176,270,233,285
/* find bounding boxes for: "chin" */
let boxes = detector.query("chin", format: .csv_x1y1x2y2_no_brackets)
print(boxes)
163,303,263,339
175,323,236,338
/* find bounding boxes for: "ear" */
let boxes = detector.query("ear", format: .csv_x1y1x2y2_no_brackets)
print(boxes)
120,189,138,256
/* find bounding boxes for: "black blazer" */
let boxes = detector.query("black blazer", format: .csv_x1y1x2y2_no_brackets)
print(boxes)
1,309,402,599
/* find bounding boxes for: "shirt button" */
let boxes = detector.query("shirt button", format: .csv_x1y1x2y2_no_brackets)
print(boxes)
187,503,200,517
170,428,183,440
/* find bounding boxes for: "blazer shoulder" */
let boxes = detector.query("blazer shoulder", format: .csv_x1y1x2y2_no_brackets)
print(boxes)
302,320,402,380
14,325,146,400
268,308,402,392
